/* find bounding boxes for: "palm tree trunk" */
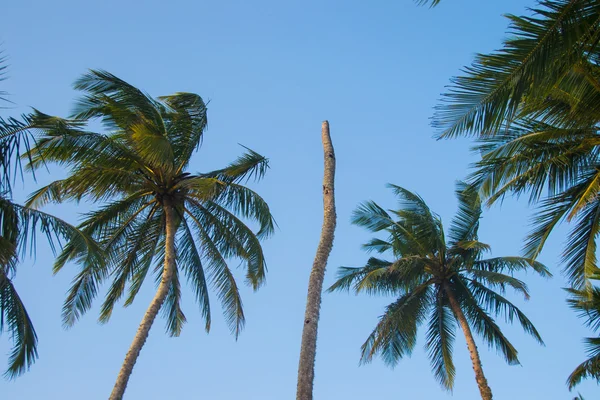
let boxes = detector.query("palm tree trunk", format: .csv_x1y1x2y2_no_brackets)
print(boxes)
108,200,177,400
296,121,336,400
443,282,493,400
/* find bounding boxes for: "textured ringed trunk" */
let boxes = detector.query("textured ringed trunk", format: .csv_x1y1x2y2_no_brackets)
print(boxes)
443,282,493,400
108,201,177,400
296,121,337,400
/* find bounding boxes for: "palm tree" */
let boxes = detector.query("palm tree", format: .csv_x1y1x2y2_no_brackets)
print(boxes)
25,70,275,400
329,183,549,400
566,281,600,389
431,0,600,288
0,53,100,378
296,121,337,400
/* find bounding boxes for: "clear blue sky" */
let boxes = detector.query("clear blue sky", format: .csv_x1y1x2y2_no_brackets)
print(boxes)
1,0,597,399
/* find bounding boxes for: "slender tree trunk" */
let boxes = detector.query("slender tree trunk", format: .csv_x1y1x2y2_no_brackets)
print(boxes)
443,282,493,400
296,121,336,400
108,200,177,400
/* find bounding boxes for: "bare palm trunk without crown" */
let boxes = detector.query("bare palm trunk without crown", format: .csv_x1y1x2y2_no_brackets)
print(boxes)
443,282,493,400
109,201,178,400
296,121,336,400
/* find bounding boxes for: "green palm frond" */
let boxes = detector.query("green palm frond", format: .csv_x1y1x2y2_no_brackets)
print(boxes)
360,283,433,365
387,184,445,258
568,337,600,389
474,256,551,277
0,197,102,375
200,201,267,288
200,146,269,184
567,285,600,388
184,204,245,337
0,268,37,379
98,206,162,323
563,200,600,288
72,70,165,135
0,115,34,195
434,0,600,138
425,287,456,389
448,182,482,245
567,286,600,330
25,111,142,173
466,269,529,297
467,279,544,344
328,256,428,296
523,189,581,261
352,201,396,232
471,123,599,206
178,217,210,332
361,238,393,254
208,182,275,239
161,267,187,337
159,93,207,173
0,49,8,105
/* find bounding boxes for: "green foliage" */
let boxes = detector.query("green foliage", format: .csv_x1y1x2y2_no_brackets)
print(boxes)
27,70,275,339
566,284,600,388
433,0,600,289
0,53,101,378
329,183,548,390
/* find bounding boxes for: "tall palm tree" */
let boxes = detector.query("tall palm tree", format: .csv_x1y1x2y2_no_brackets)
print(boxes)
25,70,275,400
0,54,100,378
329,183,549,400
566,281,600,388
296,121,336,400
432,0,600,288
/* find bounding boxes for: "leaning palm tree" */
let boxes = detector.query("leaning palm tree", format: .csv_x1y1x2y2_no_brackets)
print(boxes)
0,53,100,378
432,0,600,288
25,70,275,400
329,183,549,400
566,281,600,389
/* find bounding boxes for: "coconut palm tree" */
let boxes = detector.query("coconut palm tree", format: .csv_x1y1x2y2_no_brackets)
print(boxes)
566,281,600,388
0,53,100,378
431,0,600,288
25,70,275,400
329,183,549,400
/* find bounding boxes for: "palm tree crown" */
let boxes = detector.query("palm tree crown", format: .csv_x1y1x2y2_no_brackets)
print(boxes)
432,0,600,288
329,183,549,395
24,70,275,398
27,70,274,335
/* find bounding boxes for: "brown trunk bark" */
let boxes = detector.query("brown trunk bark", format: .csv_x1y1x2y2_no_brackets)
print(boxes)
108,200,177,400
296,121,337,400
443,282,493,400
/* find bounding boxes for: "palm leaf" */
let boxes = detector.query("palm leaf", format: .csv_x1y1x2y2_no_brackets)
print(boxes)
360,282,434,365
425,287,457,390
434,0,600,138
0,268,37,378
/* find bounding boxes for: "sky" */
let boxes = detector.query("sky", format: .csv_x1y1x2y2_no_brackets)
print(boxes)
1,0,598,399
